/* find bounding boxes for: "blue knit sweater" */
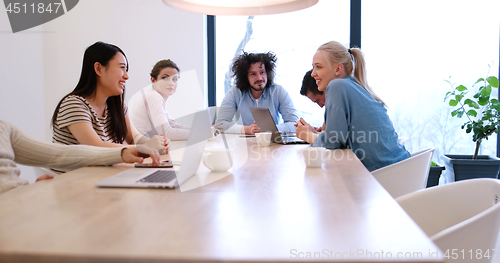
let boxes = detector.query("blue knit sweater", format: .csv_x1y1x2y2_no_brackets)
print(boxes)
313,77,410,171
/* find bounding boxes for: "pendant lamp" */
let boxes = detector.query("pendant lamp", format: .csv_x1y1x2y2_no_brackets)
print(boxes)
161,0,319,16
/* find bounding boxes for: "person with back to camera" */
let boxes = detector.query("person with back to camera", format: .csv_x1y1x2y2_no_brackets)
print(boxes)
300,69,326,132
216,51,299,135
51,42,168,167
0,119,160,194
295,41,410,171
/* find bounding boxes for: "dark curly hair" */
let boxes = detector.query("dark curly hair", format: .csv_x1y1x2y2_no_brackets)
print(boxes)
300,69,323,96
231,51,277,93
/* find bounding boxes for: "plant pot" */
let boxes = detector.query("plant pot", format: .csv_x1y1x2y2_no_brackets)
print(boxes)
426,165,445,188
441,154,500,183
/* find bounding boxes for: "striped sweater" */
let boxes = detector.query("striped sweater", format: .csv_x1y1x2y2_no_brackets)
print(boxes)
52,95,117,145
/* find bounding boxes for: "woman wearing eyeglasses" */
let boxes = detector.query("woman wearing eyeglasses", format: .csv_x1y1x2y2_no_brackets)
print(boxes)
129,59,191,141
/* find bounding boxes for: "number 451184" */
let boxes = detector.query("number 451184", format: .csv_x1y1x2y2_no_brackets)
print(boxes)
6,3,62,14
444,249,498,260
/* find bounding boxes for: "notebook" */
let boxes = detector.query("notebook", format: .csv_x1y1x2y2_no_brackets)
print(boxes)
249,107,309,145
95,109,212,189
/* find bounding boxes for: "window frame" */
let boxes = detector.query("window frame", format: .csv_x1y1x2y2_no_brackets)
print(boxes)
206,0,500,156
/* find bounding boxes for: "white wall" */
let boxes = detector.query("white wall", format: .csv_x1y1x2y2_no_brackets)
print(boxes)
0,1,206,181
42,0,206,139
0,7,45,182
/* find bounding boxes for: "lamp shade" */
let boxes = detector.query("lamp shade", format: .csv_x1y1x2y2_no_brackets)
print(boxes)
161,0,319,16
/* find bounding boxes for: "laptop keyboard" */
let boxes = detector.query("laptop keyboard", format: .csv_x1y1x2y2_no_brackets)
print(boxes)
137,170,177,183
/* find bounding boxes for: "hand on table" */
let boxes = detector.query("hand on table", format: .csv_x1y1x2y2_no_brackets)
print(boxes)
294,118,317,143
144,134,170,154
122,145,161,166
212,122,223,136
244,122,260,135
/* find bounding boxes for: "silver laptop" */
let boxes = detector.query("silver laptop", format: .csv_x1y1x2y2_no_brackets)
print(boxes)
249,107,308,145
95,109,212,189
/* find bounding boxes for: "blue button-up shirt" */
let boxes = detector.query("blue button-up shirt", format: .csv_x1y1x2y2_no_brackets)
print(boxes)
216,84,299,133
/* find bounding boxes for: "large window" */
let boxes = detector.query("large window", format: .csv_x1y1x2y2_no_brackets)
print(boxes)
213,0,500,160
362,0,500,160
215,0,350,128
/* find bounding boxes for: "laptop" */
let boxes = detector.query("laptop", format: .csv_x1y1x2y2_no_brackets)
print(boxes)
250,107,309,145
95,109,212,189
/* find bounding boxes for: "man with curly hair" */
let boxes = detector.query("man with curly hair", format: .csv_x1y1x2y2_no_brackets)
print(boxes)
216,51,298,135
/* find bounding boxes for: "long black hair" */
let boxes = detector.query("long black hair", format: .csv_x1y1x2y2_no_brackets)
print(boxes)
231,51,277,93
51,41,129,143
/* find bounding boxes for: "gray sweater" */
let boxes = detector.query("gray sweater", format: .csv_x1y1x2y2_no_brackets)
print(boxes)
0,120,124,194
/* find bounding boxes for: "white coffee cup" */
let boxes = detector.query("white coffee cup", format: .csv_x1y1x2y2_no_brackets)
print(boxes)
255,132,272,146
203,148,233,172
302,147,326,167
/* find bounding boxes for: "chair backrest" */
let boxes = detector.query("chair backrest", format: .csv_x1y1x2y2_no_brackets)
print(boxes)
371,147,435,198
396,179,500,263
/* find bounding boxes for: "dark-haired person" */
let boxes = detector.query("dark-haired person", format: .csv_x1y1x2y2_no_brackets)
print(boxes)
300,69,326,132
295,41,409,172
216,51,298,135
0,119,159,194
129,59,191,141
52,42,168,156
301,69,326,108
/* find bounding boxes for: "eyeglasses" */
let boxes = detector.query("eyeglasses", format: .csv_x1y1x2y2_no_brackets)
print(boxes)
160,75,179,83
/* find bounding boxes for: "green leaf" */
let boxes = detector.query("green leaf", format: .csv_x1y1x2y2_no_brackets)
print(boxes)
457,110,464,118
474,78,485,85
464,99,480,109
474,92,481,98
482,85,492,97
479,97,489,106
467,110,477,117
451,109,461,117
456,85,467,92
449,99,458,106
444,91,453,101
493,104,500,112
487,76,499,88
455,94,464,102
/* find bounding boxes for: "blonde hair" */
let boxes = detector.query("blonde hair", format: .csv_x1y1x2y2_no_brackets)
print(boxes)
318,41,386,106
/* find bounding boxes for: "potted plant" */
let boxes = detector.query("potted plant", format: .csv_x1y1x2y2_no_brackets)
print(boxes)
427,161,445,187
442,69,500,181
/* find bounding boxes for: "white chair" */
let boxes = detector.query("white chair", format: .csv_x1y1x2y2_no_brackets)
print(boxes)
371,147,435,198
396,179,500,263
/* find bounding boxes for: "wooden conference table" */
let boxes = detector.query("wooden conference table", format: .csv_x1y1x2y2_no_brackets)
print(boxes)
0,135,443,263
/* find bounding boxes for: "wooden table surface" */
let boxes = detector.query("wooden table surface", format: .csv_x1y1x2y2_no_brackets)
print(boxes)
0,135,443,262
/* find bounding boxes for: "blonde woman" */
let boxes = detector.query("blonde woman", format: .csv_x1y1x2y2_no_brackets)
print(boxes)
296,41,409,171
